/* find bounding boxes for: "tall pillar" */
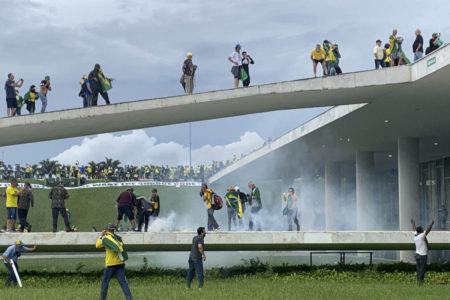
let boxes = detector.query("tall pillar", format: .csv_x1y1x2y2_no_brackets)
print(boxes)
398,138,420,262
356,151,374,230
325,162,340,231
398,138,421,229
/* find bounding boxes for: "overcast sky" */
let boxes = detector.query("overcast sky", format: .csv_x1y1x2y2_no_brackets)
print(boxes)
1,0,449,166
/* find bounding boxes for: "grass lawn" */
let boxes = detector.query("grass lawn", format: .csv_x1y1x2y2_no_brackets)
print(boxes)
0,277,449,300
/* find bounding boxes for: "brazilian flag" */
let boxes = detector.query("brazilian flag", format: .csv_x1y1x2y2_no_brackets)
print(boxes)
98,71,113,92
241,68,248,82
102,233,128,261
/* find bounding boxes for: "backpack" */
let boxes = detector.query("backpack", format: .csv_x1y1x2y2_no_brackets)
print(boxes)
212,194,223,210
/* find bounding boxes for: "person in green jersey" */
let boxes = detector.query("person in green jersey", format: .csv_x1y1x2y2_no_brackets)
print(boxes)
247,181,262,231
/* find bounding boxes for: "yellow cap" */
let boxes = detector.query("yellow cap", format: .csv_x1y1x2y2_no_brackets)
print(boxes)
187,52,193,57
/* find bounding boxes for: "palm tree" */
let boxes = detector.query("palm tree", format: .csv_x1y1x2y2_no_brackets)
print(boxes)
39,159,60,175
101,157,121,169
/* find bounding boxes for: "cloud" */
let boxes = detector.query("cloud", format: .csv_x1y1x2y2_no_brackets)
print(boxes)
51,130,264,166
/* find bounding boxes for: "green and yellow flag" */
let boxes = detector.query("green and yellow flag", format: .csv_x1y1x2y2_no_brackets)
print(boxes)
98,70,113,92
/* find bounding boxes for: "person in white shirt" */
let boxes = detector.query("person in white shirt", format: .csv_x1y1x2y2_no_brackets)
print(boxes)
373,40,385,69
410,218,434,284
228,44,243,88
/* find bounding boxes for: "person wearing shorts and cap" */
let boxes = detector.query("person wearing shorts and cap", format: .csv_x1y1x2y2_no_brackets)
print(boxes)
228,44,243,88
2,240,36,287
96,223,133,300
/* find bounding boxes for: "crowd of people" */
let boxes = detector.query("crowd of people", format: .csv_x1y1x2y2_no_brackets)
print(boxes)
0,160,230,183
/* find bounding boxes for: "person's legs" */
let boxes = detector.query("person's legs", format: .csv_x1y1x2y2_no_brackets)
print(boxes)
100,92,110,105
4,262,16,286
252,207,262,231
186,259,196,288
294,210,300,231
30,102,35,114
144,212,150,232
59,208,71,231
7,207,17,231
321,61,328,76
231,210,237,230
207,208,214,231
115,264,133,300
243,75,250,87
91,92,99,106
312,61,318,77
375,60,380,69
418,255,427,284
287,209,293,231
17,209,27,232
124,206,136,229
234,78,239,88
83,96,88,108
52,208,59,232
227,206,233,231
414,51,423,61
39,94,47,113
184,76,192,94
194,260,204,288
99,267,114,300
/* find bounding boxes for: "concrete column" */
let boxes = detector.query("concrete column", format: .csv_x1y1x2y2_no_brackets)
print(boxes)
325,162,340,231
398,138,420,262
356,151,375,230
398,138,421,230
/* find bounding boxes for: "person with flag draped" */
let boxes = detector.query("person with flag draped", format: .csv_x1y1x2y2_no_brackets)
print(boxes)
224,186,242,231
235,186,247,230
88,63,114,106
96,223,133,300
323,40,338,76
389,29,410,66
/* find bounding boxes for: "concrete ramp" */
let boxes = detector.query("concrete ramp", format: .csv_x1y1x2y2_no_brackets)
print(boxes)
1,231,449,252
0,44,449,147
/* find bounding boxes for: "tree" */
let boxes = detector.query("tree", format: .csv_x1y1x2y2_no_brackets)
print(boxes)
101,157,121,169
39,159,60,175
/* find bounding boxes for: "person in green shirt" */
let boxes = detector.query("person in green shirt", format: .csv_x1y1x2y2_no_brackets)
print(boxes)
247,182,262,231
14,90,24,116
283,187,300,231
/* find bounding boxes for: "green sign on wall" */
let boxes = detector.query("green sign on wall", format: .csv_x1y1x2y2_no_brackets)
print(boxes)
427,57,436,67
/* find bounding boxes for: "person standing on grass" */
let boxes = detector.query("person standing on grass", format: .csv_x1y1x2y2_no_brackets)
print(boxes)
49,181,72,232
39,75,51,113
187,226,207,289
5,178,26,232
97,223,133,300
228,44,243,88
2,240,36,287
410,218,434,285
17,183,34,232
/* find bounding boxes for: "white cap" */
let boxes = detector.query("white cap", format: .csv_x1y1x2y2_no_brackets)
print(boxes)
234,186,240,191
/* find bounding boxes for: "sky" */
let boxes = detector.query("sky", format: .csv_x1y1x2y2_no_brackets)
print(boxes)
1,0,449,166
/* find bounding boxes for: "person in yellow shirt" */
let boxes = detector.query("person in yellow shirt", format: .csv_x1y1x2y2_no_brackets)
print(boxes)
310,44,328,77
201,184,220,231
384,43,391,67
5,179,26,232
96,223,133,300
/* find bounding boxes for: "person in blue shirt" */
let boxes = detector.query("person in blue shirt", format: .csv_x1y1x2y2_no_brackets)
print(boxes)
2,240,36,287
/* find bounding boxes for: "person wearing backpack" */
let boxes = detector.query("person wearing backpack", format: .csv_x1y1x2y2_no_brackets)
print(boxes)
135,193,151,232
96,223,133,300
200,184,220,231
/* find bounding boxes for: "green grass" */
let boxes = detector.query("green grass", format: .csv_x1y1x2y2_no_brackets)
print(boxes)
0,186,202,232
0,276,449,300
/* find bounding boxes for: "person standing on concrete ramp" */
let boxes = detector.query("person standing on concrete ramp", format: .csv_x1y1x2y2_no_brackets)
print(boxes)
88,63,113,105
17,182,34,232
248,181,262,231
181,52,196,94
241,51,254,87
224,186,240,231
283,187,299,231
410,218,434,285
2,240,36,287
39,75,51,113
228,44,243,88
186,226,206,289
49,181,72,232
200,184,220,231
96,223,133,300
115,188,137,231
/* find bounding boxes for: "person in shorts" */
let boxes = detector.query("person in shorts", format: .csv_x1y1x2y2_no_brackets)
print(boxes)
115,188,137,230
228,44,243,88
5,178,26,232
310,45,327,77
4,74,24,117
